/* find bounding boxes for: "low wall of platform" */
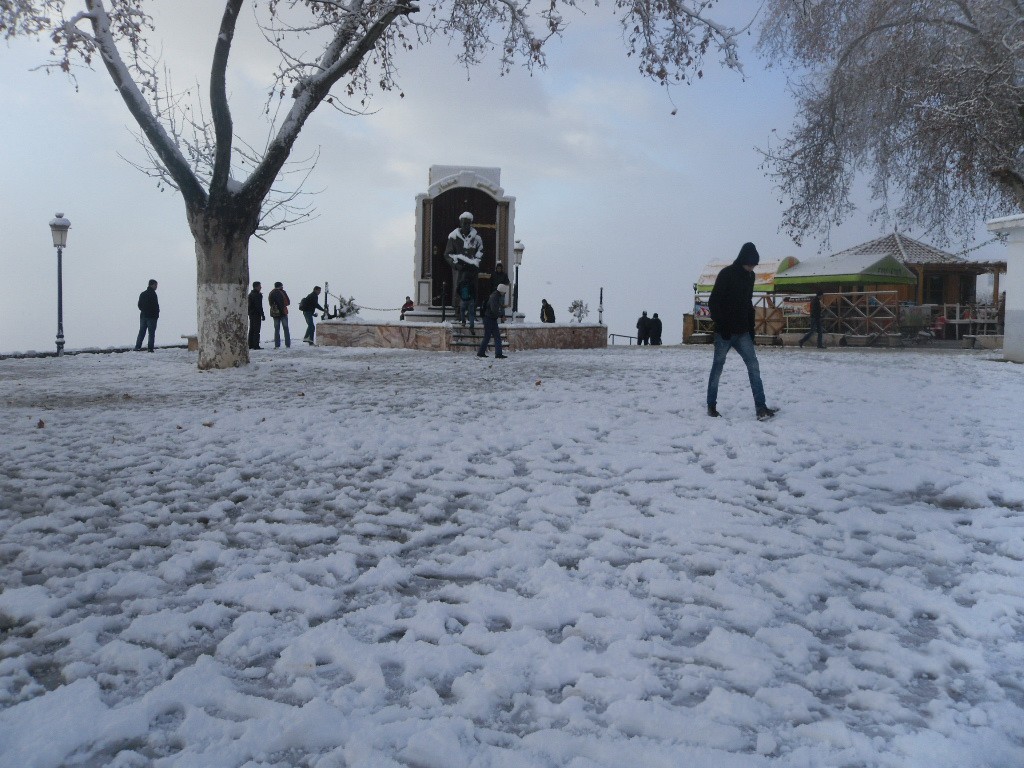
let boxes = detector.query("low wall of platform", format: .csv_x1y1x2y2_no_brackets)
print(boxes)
316,321,607,352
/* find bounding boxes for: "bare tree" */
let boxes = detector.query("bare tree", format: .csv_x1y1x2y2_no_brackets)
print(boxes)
759,0,1024,246
2,0,746,369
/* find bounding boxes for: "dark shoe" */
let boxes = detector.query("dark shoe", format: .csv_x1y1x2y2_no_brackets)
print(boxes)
798,340,804,348
495,354,507,359
134,347,142,351
707,405,720,417
756,407,776,421
147,349,154,353
477,352,488,358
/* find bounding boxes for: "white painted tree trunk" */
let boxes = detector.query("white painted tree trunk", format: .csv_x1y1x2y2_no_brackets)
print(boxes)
189,210,252,370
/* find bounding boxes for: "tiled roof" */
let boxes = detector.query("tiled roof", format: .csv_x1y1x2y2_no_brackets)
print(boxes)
830,233,959,265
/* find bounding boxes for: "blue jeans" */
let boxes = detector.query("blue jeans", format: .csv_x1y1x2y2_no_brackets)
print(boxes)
135,315,157,350
302,311,316,342
478,316,503,356
274,316,290,347
460,299,476,329
707,332,766,410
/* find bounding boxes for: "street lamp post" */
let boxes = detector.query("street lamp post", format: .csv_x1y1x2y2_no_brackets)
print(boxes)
513,239,524,318
49,213,71,356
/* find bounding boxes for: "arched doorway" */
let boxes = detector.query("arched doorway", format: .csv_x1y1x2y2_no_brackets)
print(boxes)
430,187,500,307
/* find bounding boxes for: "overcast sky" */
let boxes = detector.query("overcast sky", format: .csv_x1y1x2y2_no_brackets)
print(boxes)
0,1,1007,354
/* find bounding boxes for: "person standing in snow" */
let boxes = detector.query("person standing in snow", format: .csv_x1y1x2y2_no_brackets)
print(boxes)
540,299,556,323
636,311,651,345
134,279,159,352
299,286,325,345
247,282,265,350
798,290,825,349
649,312,663,345
477,284,508,359
268,282,291,348
706,242,776,421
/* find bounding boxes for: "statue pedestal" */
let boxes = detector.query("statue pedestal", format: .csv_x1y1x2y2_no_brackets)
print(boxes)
316,320,607,352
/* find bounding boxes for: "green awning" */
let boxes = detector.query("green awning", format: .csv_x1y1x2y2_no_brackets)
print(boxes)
773,252,917,287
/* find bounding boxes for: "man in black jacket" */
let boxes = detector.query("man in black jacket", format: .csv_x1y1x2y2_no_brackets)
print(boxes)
299,286,325,345
636,311,650,345
706,242,776,420
134,279,159,352
649,312,663,345
477,284,508,359
540,299,555,323
247,282,265,350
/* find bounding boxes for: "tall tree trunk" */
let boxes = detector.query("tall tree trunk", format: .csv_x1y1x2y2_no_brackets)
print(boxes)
188,207,254,370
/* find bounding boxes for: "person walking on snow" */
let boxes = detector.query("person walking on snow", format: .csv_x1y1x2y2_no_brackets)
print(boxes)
706,242,777,420
799,290,825,348
299,286,325,345
477,284,508,359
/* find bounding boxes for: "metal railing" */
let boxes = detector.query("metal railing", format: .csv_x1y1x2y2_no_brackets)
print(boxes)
609,334,636,345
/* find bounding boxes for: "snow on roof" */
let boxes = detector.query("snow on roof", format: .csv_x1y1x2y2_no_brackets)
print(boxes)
775,251,917,285
830,232,959,265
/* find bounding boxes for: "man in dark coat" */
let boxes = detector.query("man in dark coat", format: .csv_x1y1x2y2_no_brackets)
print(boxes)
707,242,776,420
268,282,291,348
649,312,663,345
299,286,325,345
489,262,511,293
477,284,508,359
799,290,825,348
636,311,651,345
134,279,159,352
247,281,265,350
540,299,556,323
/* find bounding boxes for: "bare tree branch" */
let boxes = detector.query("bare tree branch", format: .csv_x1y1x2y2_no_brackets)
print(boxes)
760,0,1024,245
209,0,246,200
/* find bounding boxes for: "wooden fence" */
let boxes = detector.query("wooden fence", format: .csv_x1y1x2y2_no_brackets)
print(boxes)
689,291,1004,343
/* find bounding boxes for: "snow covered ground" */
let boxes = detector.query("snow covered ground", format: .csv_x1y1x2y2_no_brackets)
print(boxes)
1,344,1023,768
